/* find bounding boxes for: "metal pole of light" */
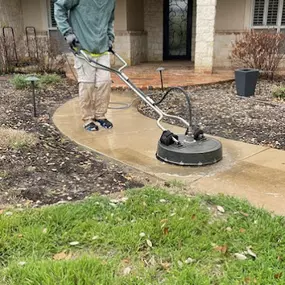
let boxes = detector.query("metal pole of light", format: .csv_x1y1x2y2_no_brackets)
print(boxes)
157,67,165,92
25,76,39,117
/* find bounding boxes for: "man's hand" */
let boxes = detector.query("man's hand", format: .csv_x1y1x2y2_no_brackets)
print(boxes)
65,33,78,47
108,39,113,52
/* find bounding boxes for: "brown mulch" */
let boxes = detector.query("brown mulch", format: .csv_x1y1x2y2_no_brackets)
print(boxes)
0,78,149,207
137,80,285,150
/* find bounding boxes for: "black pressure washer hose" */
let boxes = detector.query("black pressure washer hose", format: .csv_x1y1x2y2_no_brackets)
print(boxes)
153,87,192,135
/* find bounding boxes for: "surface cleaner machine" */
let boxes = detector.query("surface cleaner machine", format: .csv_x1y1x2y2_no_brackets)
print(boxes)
71,46,223,166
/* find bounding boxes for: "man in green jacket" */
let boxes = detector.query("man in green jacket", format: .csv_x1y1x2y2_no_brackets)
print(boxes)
55,0,116,131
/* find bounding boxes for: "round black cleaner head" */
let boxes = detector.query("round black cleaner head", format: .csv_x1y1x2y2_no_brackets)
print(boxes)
156,133,222,166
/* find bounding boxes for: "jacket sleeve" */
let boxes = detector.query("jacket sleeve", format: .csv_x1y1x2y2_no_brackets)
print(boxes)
54,0,79,36
107,6,115,43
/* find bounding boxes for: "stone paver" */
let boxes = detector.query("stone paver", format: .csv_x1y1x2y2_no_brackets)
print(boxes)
66,61,234,90
53,91,285,215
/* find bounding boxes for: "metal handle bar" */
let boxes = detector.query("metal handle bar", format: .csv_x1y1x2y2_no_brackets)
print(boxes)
69,45,190,140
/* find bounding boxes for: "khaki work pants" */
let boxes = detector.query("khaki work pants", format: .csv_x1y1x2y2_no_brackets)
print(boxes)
74,53,111,125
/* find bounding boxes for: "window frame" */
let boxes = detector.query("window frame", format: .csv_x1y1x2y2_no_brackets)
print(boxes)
47,0,57,30
251,0,285,31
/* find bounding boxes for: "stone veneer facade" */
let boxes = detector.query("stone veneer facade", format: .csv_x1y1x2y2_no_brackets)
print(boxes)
114,31,147,66
144,0,164,62
194,0,217,73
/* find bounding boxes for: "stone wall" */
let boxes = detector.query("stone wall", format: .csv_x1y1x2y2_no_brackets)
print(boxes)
144,0,164,61
214,32,241,69
113,31,147,66
0,0,24,37
194,0,217,73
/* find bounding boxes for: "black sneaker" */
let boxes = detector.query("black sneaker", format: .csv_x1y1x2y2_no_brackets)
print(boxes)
84,122,99,131
95,119,113,129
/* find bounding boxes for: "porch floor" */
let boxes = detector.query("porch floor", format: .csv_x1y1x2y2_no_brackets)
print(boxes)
66,61,234,89
110,61,234,89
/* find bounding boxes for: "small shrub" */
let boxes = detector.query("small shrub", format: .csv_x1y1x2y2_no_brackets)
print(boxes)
10,75,31,90
39,74,61,85
272,86,285,100
10,73,61,89
231,30,285,78
0,128,38,149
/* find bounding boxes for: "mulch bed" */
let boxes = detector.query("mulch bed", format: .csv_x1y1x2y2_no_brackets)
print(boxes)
0,78,148,207
137,80,285,150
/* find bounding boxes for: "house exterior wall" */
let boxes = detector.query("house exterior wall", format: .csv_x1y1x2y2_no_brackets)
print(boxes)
0,0,24,37
213,0,251,69
144,0,163,61
22,0,48,34
114,0,146,65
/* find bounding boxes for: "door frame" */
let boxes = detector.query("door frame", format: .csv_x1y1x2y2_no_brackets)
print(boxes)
163,0,193,60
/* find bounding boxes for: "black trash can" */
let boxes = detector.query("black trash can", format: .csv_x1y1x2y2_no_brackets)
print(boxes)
235,69,259,97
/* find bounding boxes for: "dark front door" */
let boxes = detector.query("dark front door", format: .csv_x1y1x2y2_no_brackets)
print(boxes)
163,0,192,60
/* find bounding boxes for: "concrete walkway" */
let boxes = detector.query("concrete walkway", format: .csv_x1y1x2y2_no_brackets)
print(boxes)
53,92,285,215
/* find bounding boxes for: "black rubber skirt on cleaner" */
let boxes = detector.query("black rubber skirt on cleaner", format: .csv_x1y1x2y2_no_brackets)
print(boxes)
156,134,223,166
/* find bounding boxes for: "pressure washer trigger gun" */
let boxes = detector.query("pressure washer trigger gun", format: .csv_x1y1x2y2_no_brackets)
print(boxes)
69,40,81,55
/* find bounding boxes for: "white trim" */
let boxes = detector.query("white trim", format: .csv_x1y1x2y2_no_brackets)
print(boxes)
264,0,269,26
251,0,285,31
47,0,57,29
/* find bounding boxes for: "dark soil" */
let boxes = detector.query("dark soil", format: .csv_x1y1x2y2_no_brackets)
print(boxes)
138,80,285,150
0,78,148,207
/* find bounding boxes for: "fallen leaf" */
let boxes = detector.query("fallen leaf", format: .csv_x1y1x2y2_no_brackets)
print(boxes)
139,232,146,238
149,256,156,266
226,227,232,231
69,241,80,246
246,247,257,259
160,219,168,224
234,253,247,260
163,227,169,235
240,212,249,217
240,228,246,233
122,258,130,264
214,245,228,254
123,266,132,276
177,260,183,268
18,234,23,238
159,199,167,203
217,206,225,213
160,262,171,270
191,214,196,220
185,257,195,264
274,272,283,279
244,277,251,284
53,251,72,261
18,261,26,266
146,239,153,248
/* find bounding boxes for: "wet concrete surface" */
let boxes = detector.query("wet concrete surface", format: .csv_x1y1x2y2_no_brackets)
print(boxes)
53,91,285,215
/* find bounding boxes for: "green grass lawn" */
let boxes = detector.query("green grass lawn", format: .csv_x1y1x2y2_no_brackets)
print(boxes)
0,187,285,285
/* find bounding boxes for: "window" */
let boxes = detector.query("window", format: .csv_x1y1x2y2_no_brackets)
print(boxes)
48,0,57,28
252,0,285,31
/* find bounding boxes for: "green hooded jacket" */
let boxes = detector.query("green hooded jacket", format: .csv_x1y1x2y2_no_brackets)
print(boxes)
54,0,115,54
